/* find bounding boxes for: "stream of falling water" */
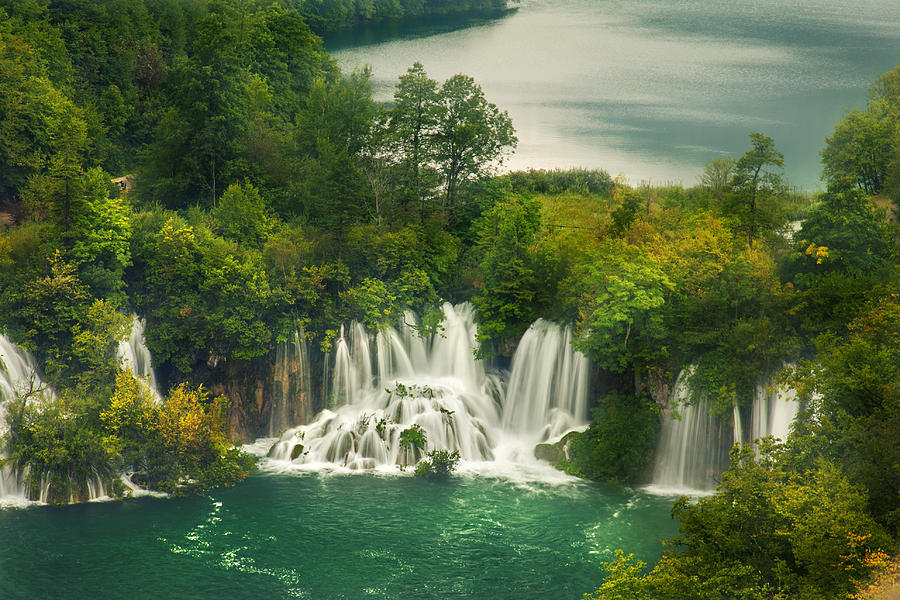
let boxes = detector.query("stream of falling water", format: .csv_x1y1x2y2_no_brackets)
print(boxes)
646,368,801,495
264,303,591,480
117,315,163,403
0,333,55,506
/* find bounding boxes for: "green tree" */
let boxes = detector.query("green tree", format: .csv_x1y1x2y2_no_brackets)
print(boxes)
6,251,110,384
780,188,896,338
143,4,263,207
0,26,88,207
64,168,132,303
792,299,900,531
788,189,894,279
595,442,890,600
699,156,735,201
138,218,277,373
583,550,650,600
575,244,673,386
726,133,785,248
432,73,516,207
821,110,893,195
211,181,273,248
564,393,660,483
288,68,377,223
472,195,553,352
386,61,440,211
658,444,888,600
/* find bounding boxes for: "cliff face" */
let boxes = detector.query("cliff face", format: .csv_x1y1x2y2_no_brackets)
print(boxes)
647,368,677,412
202,347,324,442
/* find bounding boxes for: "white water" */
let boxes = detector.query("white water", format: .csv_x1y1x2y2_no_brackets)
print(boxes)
751,378,801,445
0,334,54,506
648,371,731,495
330,322,373,408
502,319,590,440
117,315,162,402
648,368,801,495
1,334,127,506
265,304,590,480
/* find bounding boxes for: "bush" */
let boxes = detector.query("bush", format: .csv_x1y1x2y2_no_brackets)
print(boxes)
399,424,427,452
563,393,660,484
414,449,460,478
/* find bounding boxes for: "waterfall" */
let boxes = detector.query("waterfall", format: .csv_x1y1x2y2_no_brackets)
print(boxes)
268,328,313,436
648,369,801,494
750,378,800,444
501,319,590,441
331,322,373,408
0,334,53,505
266,304,588,475
117,315,162,402
648,371,736,494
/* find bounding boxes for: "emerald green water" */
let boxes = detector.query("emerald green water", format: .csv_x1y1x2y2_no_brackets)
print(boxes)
0,472,678,599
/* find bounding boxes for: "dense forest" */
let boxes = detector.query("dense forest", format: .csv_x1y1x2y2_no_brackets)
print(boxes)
0,1,899,598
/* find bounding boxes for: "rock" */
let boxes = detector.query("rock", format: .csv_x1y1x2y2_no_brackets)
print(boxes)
534,430,580,464
290,443,305,460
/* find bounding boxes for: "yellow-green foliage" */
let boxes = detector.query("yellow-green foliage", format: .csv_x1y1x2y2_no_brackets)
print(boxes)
157,383,230,461
583,550,649,600
538,191,610,264
98,371,253,494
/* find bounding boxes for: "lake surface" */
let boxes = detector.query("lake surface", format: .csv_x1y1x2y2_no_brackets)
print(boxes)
328,0,900,190
0,470,678,599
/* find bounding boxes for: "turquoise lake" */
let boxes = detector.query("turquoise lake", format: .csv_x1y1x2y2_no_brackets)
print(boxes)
328,0,900,190
0,470,678,599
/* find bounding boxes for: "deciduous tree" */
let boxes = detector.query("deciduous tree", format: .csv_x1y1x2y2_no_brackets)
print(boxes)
432,73,516,207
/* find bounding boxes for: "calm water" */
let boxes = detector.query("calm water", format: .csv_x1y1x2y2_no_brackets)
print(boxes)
328,0,900,189
1,471,678,599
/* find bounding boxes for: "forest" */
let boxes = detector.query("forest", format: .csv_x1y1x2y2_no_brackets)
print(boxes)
0,1,899,598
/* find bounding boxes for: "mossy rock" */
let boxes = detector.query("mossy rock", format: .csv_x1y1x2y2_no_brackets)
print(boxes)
534,430,580,465
290,443,305,460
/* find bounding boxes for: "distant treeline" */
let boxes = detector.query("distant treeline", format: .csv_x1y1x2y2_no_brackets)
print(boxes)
289,0,516,33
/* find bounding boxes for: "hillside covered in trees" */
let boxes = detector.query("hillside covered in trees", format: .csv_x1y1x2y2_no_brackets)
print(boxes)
0,1,899,599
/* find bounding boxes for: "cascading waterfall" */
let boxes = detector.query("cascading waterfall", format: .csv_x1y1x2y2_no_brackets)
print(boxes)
330,322,373,408
649,371,735,494
649,368,801,494
501,319,590,442
117,315,162,402
0,334,53,505
268,328,313,436
266,304,590,475
750,377,800,444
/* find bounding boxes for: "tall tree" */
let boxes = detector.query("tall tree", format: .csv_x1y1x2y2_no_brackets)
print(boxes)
289,68,377,224
386,62,439,212
699,156,735,201
142,52,256,206
727,132,785,248
431,73,516,208
471,195,546,353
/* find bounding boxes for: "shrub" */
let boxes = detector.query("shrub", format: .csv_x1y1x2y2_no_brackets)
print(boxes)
564,393,660,484
414,449,460,478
